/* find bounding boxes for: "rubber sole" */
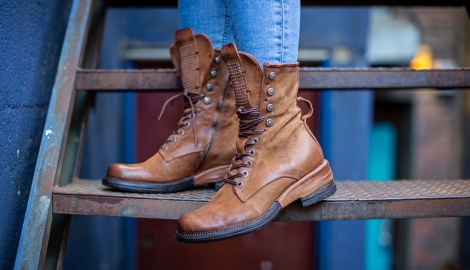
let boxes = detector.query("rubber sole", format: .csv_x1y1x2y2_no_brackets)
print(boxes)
301,180,337,207
102,175,194,193
176,201,283,243
175,178,337,243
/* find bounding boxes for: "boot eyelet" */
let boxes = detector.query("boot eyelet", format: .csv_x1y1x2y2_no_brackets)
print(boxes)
251,138,259,145
170,137,176,143
269,72,276,80
236,181,243,188
242,171,249,178
267,104,274,112
162,145,168,150
267,88,275,96
189,113,194,118
266,119,273,127
214,56,221,64
249,149,255,157
204,96,211,104
206,83,213,91
210,70,217,78
246,160,252,168
178,130,184,136
184,121,190,128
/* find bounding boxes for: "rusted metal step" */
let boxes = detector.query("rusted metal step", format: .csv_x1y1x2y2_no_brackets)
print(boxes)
53,179,470,221
76,68,470,90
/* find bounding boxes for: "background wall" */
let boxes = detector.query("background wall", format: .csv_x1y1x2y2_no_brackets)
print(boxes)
0,1,72,268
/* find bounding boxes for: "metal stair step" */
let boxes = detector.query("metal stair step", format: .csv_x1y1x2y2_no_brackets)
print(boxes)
53,179,470,221
76,68,470,90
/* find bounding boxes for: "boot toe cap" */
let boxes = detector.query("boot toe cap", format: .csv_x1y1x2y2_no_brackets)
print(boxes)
106,163,128,178
178,211,203,233
106,163,148,181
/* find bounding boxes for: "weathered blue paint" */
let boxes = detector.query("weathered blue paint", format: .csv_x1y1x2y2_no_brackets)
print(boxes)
0,1,71,269
13,0,92,268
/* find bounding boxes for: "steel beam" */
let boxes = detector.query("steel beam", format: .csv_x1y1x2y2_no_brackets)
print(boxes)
52,180,470,221
14,0,93,269
76,68,470,90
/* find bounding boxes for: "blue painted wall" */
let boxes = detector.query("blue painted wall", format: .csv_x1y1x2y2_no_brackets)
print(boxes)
0,1,72,268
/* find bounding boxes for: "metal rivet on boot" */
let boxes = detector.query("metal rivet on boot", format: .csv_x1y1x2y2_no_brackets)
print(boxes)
266,119,273,127
269,72,276,80
162,145,168,150
251,138,259,145
210,70,217,78
170,137,176,143
214,57,221,64
246,160,252,168
249,149,255,157
184,122,190,127
267,104,274,112
267,88,275,96
178,130,184,135
236,181,243,188
206,83,213,91
204,97,211,104
242,170,249,178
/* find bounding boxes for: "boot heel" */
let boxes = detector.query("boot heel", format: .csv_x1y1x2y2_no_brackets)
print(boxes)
300,181,336,207
277,160,335,208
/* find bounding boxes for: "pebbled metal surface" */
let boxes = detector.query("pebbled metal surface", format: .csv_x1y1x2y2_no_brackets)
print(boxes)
326,180,470,201
55,179,216,201
76,68,470,90
53,179,470,221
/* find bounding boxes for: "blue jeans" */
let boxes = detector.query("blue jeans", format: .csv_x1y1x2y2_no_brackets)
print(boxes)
178,0,300,66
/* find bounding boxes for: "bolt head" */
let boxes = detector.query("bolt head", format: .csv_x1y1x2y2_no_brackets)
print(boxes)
269,72,276,80
210,70,217,78
214,57,221,64
267,88,275,96
206,83,213,91
204,96,211,104
267,104,274,112
266,119,273,127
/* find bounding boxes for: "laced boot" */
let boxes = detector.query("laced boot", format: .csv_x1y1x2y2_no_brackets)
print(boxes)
102,28,238,193
176,43,336,243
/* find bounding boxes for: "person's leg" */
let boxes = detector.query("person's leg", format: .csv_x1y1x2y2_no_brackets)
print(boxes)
228,0,300,65
179,0,234,49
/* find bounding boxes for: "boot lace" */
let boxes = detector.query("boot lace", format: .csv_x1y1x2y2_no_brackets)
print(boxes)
158,90,205,145
223,107,266,186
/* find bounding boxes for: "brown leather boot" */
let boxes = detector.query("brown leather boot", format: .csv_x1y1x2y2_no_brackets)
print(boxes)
102,28,238,193
176,43,336,243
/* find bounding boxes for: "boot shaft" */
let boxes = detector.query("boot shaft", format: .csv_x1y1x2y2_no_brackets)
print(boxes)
164,29,238,171
221,42,324,201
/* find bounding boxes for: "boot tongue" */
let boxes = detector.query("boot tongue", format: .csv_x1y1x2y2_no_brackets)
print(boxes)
222,43,263,154
173,28,205,95
221,43,262,110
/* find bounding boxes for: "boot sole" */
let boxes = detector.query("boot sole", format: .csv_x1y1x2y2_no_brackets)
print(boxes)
175,160,335,243
102,175,194,193
102,165,228,193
